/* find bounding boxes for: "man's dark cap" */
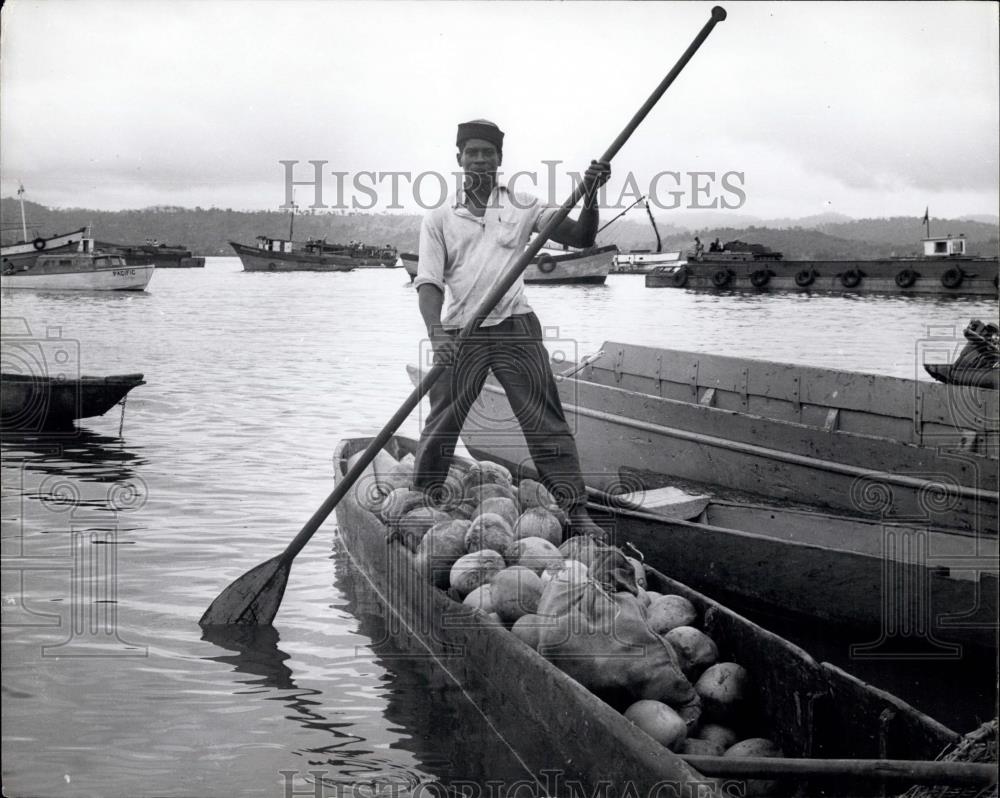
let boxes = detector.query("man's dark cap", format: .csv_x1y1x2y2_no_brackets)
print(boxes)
456,119,504,152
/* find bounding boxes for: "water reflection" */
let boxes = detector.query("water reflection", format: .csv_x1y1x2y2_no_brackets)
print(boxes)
2,428,145,485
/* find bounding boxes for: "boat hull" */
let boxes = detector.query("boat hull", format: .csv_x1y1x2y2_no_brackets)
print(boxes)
612,251,682,274
229,242,356,272
524,245,615,284
333,435,960,792
0,264,154,291
0,373,145,429
407,361,998,534
96,242,205,268
647,258,999,296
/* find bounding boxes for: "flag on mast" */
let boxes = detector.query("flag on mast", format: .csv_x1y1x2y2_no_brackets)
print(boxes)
922,207,929,224
17,183,25,197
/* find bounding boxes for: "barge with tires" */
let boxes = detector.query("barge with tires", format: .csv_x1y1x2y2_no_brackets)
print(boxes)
646,235,998,296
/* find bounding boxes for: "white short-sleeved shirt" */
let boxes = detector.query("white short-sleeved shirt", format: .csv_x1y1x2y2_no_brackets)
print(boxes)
414,185,559,329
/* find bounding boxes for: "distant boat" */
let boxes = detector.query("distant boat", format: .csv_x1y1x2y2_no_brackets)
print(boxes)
230,238,359,272
1,372,146,429
399,252,417,282
96,240,205,268
611,250,682,273
1,227,89,270
648,235,998,295
524,244,616,284
1,237,154,291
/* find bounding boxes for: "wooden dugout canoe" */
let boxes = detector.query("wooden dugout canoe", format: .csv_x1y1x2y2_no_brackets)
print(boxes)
0,372,145,430
333,435,963,795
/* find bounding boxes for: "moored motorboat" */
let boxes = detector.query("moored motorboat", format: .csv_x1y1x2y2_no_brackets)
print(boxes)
0,372,146,429
525,243,616,284
647,235,998,295
1,238,154,291
612,249,683,273
1,227,89,271
333,435,974,795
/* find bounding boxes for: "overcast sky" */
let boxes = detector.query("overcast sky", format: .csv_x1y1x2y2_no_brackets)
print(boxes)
1,0,997,220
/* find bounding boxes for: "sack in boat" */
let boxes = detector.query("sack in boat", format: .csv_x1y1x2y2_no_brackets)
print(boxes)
536,547,697,712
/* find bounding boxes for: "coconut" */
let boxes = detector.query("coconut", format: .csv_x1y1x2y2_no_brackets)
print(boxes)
699,723,738,751
511,614,543,649
540,559,588,590
461,461,513,497
478,496,520,528
646,595,698,635
463,583,496,614
558,534,601,569
695,663,751,722
396,507,450,551
490,566,543,624
466,482,519,508
623,700,688,751
415,520,470,588
423,471,464,509
450,550,505,598
664,626,719,679
513,507,564,546
725,738,784,797
380,488,426,526
517,478,557,510
626,556,648,590
380,461,415,493
509,537,563,575
465,512,515,556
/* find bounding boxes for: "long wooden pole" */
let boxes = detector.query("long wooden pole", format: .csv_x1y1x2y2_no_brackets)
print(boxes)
681,755,997,788
200,6,727,626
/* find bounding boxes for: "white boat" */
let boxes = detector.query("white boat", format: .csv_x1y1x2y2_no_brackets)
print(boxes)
525,243,616,284
1,238,154,291
612,250,683,273
1,227,89,269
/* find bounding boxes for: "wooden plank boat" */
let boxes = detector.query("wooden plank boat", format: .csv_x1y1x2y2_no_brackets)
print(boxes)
1,240,154,291
925,363,998,390
405,351,998,533
333,435,963,795
1,373,145,429
525,244,616,284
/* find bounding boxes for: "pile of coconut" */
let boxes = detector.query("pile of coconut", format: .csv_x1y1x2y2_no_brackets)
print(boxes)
371,453,783,787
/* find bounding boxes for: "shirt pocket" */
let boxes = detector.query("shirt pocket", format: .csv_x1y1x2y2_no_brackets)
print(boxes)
493,213,522,249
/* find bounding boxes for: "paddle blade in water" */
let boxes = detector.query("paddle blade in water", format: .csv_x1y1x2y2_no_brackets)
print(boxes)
199,555,290,627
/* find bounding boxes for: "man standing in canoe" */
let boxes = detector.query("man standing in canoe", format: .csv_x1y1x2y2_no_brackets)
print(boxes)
413,118,610,539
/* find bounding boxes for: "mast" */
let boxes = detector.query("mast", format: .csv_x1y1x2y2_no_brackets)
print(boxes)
17,183,28,242
644,199,662,253
288,201,297,241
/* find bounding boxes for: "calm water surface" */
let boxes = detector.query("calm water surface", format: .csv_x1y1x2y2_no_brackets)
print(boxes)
2,261,997,797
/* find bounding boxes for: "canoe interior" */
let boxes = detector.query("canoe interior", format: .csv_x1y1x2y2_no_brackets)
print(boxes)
575,342,999,453
333,435,962,795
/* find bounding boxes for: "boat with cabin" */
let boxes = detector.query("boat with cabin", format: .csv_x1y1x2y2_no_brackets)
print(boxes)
1,236,155,291
332,435,990,796
646,235,998,295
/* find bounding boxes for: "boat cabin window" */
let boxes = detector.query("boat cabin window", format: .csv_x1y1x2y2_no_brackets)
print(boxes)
934,241,948,254
59,259,72,266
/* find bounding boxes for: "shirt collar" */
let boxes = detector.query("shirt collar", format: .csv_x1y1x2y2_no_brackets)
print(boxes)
453,183,510,210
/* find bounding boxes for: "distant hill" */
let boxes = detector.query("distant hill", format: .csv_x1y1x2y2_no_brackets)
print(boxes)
2,198,997,259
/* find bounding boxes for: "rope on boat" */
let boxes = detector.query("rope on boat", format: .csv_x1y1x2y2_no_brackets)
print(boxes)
898,719,997,798
118,395,128,438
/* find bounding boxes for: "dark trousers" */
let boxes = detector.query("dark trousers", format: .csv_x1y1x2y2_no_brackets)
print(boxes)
413,312,587,511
